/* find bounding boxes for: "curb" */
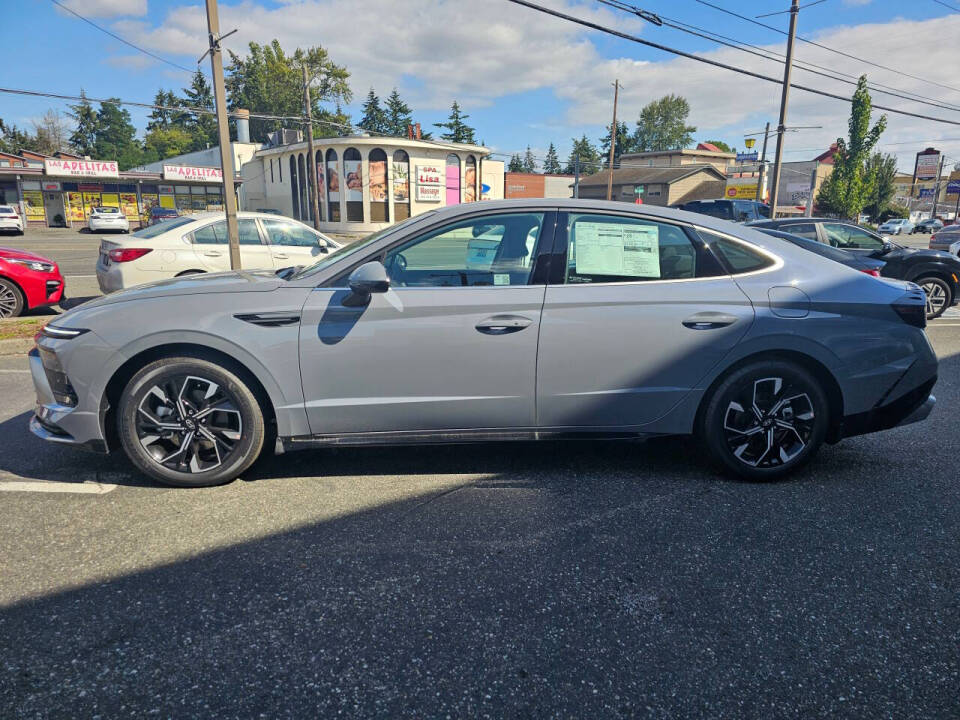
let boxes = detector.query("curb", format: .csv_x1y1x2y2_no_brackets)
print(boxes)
0,337,34,357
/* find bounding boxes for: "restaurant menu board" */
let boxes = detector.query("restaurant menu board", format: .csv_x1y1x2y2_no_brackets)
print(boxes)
101,193,120,209
573,222,660,278
344,159,362,201
140,194,159,222
66,192,85,222
22,190,44,219
392,162,409,202
82,193,101,218
120,193,139,219
369,159,387,202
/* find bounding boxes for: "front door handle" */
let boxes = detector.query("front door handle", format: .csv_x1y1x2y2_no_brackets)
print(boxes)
475,314,533,335
203,250,222,257
682,312,738,330
273,253,289,259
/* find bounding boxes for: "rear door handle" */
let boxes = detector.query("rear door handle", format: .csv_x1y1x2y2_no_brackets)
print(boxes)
682,312,738,330
203,250,222,257
475,315,533,335
273,253,289,259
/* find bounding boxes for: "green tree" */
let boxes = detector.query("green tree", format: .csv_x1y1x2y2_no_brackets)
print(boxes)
434,101,476,144
508,154,525,172
94,99,143,169
67,90,98,157
225,39,351,141
142,127,194,164
563,134,601,174
703,139,733,153
862,152,898,221
0,119,33,155
632,95,696,151
146,89,181,132
181,71,218,150
523,145,537,173
816,75,887,219
358,88,388,135
543,142,561,174
599,120,632,168
385,88,412,137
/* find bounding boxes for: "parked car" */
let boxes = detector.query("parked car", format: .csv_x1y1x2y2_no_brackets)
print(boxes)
749,217,960,319
88,206,130,234
675,198,770,223
878,218,914,235
912,218,943,234
0,247,65,318
255,208,283,215
148,207,180,226
34,200,936,487
754,228,885,276
0,205,24,235
96,211,339,293
928,224,960,256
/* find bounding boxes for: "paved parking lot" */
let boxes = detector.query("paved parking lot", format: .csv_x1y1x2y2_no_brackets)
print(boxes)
1,227,959,716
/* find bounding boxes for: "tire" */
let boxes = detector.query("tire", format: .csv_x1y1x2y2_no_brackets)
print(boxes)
917,276,951,320
700,360,829,480
0,277,25,318
118,357,265,487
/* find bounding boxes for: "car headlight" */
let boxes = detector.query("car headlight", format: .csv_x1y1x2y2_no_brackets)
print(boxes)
4,257,55,273
41,326,89,340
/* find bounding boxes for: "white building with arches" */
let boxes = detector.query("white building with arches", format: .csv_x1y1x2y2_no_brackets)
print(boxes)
241,135,504,236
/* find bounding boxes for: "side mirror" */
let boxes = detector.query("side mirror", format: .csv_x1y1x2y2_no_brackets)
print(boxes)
346,261,390,305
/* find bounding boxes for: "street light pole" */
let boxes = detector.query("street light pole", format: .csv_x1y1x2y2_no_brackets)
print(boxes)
755,121,771,203
203,0,240,270
302,64,322,230
606,79,619,201
768,0,800,217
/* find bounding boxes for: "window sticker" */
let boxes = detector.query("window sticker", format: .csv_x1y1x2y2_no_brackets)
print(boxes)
573,222,660,277
493,273,511,286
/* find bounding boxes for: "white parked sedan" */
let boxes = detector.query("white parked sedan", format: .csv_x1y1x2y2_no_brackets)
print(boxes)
88,206,130,233
0,205,24,234
96,211,339,293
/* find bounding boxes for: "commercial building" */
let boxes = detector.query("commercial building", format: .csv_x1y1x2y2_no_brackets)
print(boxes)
575,165,727,206
618,144,735,174
503,172,574,199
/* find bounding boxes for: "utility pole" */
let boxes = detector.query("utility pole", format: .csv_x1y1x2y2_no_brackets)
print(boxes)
929,154,945,220
573,154,581,199
606,79,620,201
302,64,322,230
203,0,240,269
755,121,771,203
768,0,800,217
804,166,817,217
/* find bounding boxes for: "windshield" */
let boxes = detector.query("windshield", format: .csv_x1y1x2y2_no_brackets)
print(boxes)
132,216,197,238
95,207,119,214
291,211,436,280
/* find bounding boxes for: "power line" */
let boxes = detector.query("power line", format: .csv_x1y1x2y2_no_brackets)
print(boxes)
930,0,960,10
50,0,199,77
694,0,960,95
502,0,960,127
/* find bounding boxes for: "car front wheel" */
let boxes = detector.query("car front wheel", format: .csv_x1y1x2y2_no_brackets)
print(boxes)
0,278,25,318
918,276,951,320
118,357,265,487
701,360,829,480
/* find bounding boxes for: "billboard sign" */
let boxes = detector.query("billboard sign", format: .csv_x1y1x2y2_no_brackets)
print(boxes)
736,152,758,163
915,150,941,181
919,188,935,198
726,184,757,199
946,180,960,195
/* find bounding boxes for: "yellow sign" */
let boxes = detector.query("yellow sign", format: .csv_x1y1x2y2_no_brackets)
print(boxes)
120,193,138,219
22,190,45,219
82,192,101,218
159,195,176,209
66,192,85,222
744,138,756,149
725,184,758,199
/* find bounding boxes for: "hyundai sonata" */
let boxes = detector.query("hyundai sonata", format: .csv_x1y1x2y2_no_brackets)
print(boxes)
31,200,937,486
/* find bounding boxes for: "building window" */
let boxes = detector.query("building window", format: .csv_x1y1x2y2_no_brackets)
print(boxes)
325,149,340,222
392,149,410,222
343,147,363,222
298,153,309,222
270,158,274,183
368,148,388,222
465,155,477,202
314,150,325,221
446,153,461,206
289,155,300,220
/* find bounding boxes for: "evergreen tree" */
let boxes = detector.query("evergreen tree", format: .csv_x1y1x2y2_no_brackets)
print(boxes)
0,119,34,155
358,88,389,135
385,88,412,137
508,154,525,172
563,135,601,175
543,143,561,174
181,71,218,150
146,89,181,132
67,90,98,157
523,145,537,173
599,120,631,168
94,99,142,169
434,101,476,144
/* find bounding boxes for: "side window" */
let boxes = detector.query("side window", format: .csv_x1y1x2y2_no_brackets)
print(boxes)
733,201,755,222
785,223,818,241
383,212,545,288
701,231,775,274
262,219,319,247
564,214,702,284
238,219,263,245
822,223,884,250
192,221,225,245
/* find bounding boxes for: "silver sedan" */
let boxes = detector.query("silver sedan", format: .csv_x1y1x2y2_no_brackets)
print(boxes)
30,200,937,486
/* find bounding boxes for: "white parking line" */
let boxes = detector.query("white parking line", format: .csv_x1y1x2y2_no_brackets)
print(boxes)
0,369,30,373
0,480,116,494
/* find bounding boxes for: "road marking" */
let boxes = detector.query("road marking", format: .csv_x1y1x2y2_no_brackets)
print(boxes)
65,274,97,278
929,323,960,327
0,369,30,373
0,480,116,494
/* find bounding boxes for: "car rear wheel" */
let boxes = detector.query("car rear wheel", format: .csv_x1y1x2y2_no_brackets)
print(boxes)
701,360,829,480
917,277,951,320
0,278,25,318
118,357,265,487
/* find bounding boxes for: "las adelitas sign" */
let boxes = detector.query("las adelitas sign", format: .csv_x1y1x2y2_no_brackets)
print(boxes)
163,165,224,182
44,158,118,178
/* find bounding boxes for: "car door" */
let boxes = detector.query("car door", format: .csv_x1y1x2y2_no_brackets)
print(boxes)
819,222,886,257
190,219,274,271
260,217,328,268
297,210,554,435
536,211,755,429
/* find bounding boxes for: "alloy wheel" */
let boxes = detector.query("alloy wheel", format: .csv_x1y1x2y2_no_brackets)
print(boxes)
0,283,21,318
920,280,948,318
722,376,816,468
135,374,242,473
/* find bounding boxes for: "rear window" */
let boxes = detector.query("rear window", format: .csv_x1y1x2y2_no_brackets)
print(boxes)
132,216,197,238
0,205,14,213
95,206,119,213
691,202,733,220
700,231,775,274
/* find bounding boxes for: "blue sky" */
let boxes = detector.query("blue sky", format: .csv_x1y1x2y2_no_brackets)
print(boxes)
3,0,960,172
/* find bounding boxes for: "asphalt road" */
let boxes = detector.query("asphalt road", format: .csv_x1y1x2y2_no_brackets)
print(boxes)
1,321,958,716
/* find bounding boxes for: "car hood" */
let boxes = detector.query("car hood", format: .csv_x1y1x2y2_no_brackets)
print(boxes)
889,246,959,264
0,247,55,263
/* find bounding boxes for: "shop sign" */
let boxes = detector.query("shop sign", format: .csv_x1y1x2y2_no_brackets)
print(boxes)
736,152,758,163
42,181,61,191
162,165,224,182
21,180,41,191
44,158,118,178
915,151,940,181
78,183,103,192
919,188,935,198
416,184,443,202
726,184,758,199
416,165,444,185
158,184,175,194
946,180,960,195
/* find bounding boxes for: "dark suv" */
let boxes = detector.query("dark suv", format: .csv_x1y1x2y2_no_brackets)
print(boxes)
749,217,960,319
676,198,770,223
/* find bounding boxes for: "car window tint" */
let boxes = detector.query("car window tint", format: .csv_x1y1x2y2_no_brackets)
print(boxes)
192,221,225,245
701,231,774,274
565,214,698,284
695,202,732,220
262,219,319,247
238,219,262,245
785,223,818,241
133,216,195,238
383,212,544,288
822,223,884,250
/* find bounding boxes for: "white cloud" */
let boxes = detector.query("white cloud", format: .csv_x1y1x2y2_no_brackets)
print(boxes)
57,0,147,18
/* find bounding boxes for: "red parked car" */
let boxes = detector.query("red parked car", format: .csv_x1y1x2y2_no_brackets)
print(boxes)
0,247,65,318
